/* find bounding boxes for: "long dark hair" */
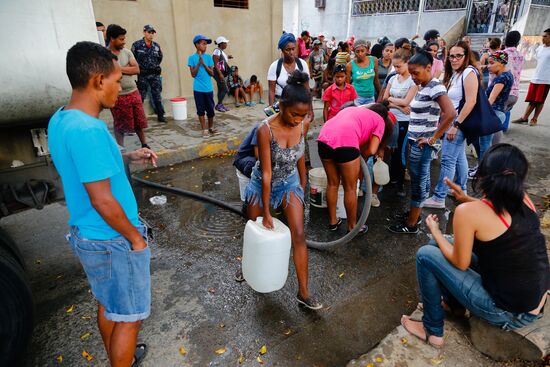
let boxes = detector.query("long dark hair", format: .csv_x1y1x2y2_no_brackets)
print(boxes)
367,101,393,148
443,40,478,87
474,144,528,215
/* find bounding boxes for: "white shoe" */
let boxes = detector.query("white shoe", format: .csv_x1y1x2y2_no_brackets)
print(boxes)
423,197,446,209
371,194,381,207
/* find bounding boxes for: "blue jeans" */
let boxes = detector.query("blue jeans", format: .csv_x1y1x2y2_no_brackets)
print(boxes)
408,139,434,208
432,129,468,201
355,96,375,106
416,240,543,337
478,133,493,163
67,224,151,322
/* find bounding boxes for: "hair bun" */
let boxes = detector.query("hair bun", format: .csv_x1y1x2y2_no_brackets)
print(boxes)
286,70,309,86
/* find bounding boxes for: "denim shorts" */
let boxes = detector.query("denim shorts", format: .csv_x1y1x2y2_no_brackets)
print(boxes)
244,166,304,209
66,224,151,322
354,95,375,106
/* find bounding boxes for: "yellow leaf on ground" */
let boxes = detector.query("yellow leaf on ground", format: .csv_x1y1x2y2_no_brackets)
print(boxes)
259,345,267,355
366,364,374,367
375,356,383,363
401,337,408,345
35,259,41,264
238,352,245,364
81,316,91,320
284,328,292,335
66,305,75,313
82,351,93,361
179,346,187,356
338,272,345,278
80,332,92,340
219,323,225,328
215,347,226,355
257,356,264,364
56,355,63,363
430,355,444,365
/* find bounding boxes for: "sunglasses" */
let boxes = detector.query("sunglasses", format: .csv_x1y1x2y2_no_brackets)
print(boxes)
449,54,465,60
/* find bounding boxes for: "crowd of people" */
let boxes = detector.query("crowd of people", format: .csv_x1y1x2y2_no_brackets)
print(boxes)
45,21,549,366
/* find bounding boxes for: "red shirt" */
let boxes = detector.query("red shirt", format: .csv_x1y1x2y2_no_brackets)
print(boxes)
322,83,358,121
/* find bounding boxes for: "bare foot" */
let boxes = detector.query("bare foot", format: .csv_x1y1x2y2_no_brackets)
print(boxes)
401,315,444,348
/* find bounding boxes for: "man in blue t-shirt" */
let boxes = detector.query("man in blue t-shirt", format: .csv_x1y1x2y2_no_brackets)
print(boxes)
48,41,157,366
188,34,218,139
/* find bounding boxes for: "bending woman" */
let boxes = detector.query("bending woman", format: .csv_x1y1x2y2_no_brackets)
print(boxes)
317,103,393,233
243,70,322,310
403,144,549,347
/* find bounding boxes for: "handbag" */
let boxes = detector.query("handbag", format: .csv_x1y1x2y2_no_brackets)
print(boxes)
456,67,502,139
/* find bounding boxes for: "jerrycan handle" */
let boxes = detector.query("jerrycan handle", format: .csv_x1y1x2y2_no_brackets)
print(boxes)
255,216,275,231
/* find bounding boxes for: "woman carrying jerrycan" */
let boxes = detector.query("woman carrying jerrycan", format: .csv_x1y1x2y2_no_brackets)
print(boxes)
238,70,323,310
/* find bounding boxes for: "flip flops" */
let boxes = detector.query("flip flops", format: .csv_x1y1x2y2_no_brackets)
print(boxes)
401,315,444,349
132,343,147,367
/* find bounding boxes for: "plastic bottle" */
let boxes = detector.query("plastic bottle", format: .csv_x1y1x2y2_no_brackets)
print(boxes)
373,159,390,186
242,217,291,293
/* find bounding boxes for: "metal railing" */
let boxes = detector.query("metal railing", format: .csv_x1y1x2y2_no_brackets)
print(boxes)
531,0,550,6
352,0,467,16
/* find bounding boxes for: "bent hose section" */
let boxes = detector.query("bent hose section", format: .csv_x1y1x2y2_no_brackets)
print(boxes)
131,157,372,250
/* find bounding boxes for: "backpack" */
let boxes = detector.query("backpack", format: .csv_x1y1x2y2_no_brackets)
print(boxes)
275,57,304,90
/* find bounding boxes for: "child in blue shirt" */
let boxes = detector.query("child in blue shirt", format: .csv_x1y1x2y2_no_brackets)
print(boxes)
188,34,217,138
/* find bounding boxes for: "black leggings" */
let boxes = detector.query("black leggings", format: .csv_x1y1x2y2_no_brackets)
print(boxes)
390,121,409,185
214,73,228,105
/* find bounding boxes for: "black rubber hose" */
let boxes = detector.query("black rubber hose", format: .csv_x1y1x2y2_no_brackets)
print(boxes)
132,157,371,250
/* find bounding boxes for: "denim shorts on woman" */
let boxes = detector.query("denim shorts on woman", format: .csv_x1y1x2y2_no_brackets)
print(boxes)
244,165,304,209
66,224,151,322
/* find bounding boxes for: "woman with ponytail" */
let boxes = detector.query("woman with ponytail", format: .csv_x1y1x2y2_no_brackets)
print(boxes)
242,70,322,310
402,144,549,348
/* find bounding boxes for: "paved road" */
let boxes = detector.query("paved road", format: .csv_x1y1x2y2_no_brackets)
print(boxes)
3,83,549,366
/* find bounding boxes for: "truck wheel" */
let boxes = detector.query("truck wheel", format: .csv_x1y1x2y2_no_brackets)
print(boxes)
0,245,34,366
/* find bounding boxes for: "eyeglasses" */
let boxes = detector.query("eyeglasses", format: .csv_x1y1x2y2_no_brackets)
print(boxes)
449,54,465,60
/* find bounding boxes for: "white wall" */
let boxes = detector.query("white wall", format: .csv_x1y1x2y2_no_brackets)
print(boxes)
283,0,350,40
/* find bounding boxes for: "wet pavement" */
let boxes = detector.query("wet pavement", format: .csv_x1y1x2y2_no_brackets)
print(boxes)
2,83,549,366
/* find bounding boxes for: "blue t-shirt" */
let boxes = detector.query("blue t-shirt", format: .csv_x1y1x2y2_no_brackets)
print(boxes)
187,53,214,92
486,71,514,112
48,108,139,240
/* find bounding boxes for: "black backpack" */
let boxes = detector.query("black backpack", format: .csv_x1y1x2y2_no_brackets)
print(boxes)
275,57,304,90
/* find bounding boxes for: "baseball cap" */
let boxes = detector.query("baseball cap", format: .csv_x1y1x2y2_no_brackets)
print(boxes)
143,24,156,33
318,32,326,37
313,39,322,46
215,36,229,44
193,34,212,44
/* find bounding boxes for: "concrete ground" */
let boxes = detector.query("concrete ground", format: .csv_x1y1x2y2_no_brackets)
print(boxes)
2,74,549,366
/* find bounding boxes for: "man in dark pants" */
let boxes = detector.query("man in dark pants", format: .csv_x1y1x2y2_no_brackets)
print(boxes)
132,24,166,122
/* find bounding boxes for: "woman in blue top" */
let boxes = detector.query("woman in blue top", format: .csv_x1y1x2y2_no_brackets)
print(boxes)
346,39,380,105
487,50,514,146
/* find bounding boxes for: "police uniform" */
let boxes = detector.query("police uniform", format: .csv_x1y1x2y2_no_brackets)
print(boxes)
131,29,165,121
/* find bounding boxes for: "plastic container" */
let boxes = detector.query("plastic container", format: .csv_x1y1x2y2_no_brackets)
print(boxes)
242,217,291,293
236,169,250,202
170,97,187,120
373,159,390,186
309,167,328,208
336,187,347,218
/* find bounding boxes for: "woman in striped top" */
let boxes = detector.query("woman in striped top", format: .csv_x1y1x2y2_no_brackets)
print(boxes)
335,42,351,65
388,50,456,234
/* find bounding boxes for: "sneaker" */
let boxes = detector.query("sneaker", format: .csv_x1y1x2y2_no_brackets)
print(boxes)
371,194,381,207
404,170,411,181
468,167,477,180
388,222,419,234
235,103,242,108
328,218,342,231
358,224,368,234
202,130,210,138
296,294,323,310
209,128,220,136
423,197,446,209
258,100,265,104
215,104,224,112
221,104,231,112
396,185,406,198
157,114,167,122
235,269,245,282
389,212,422,225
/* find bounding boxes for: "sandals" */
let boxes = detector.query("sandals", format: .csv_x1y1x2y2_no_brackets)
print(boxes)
511,117,528,124
132,343,147,367
529,118,538,126
202,130,209,138
401,315,444,349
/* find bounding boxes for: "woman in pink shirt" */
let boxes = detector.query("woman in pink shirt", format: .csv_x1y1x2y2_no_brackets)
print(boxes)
426,42,444,79
317,103,393,233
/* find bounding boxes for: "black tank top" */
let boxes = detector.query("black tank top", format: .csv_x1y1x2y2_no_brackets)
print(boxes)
473,201,550,313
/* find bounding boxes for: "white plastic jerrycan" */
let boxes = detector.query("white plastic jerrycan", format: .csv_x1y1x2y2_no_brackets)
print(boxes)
373,159,390,186
242,217,292,293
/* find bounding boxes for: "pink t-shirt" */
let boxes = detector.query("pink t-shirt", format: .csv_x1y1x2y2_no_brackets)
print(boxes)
317,107,385,150
431,58,444,78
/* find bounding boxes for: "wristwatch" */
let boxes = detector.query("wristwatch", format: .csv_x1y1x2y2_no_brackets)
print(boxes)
452,120,461,128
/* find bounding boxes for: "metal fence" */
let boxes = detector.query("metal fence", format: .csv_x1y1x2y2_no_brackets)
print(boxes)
531,0,550,6
352,0,467,16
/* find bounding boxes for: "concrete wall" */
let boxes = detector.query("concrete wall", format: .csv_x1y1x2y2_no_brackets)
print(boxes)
283,0,465,44
92,0,283,99
523,5,550,36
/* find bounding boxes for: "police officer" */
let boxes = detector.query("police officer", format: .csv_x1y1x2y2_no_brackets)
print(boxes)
132,24,166,122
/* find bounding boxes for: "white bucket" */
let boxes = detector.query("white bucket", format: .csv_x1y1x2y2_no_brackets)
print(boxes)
170,97,187,120
309,167,328,208
236,169,250,202
336,182,360,219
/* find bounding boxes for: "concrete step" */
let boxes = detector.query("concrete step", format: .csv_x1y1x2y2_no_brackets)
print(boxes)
469,306,550,362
